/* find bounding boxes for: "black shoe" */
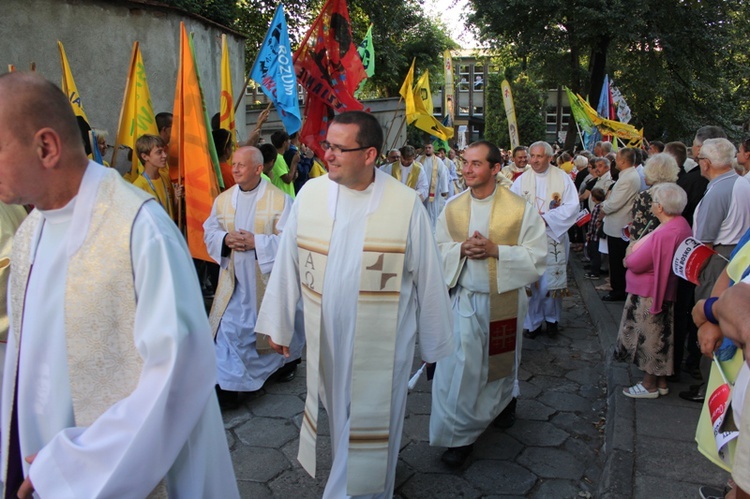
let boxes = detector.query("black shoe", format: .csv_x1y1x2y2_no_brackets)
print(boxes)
546,321,559,337
584,273,601,279
275,359,301,383
602,292,626,302
523,326,543,339
216,386,241,410
441,444,473,468
679,389,705,403
493,398,517,428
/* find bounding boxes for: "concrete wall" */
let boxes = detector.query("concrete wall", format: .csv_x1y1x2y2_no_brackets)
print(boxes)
0,0,247,145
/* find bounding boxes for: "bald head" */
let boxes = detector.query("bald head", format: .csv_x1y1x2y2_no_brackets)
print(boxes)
234,146,263,167
232,146,264,191
0,72,84,154
0,72,88,208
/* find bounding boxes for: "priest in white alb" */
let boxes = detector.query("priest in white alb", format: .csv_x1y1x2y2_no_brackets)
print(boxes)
256,111,454,498
417,142,450,229
430,140,547,467
511,141,579,338
379,144,428,201
0,73,238,498
204,146,303,408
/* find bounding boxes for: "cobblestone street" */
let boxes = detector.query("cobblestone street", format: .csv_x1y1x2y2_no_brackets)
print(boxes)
221,275,606,498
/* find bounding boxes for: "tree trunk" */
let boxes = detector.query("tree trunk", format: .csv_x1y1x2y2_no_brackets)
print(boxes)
587,35,610,104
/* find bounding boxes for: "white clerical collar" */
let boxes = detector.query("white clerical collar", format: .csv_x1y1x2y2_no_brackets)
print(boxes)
232,178,266,208
534,165,552,177
38,194,77,225
470,185,496,203
328,167,384,219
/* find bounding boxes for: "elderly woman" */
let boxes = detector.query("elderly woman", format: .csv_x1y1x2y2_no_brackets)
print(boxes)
629,153,680,242
615,183,693,398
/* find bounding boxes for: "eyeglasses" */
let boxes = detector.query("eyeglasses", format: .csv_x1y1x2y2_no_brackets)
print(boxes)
320,141,372,155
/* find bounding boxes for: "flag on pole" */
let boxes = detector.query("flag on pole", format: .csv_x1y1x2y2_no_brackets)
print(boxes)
250,4,301,135
564,87,594,135
295,0,366,159
113,42,160,179
220,34,237,148
610,79,632,124
443,50,454,127
169,22,221,262
355,24,375,96
399,58,417,120
411,69,453,141
501,80,520,149
58,41,89,126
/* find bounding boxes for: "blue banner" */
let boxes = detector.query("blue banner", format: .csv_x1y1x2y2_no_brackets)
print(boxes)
249,4,301,135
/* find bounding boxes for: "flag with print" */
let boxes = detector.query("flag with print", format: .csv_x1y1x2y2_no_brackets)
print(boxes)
357,24,374,78
169,22,221,262
220,34,238,148
294,0,365,159
412,69,453,140
250,4,301,135
57,41,89,126
113,41,159,178
501,79,520,149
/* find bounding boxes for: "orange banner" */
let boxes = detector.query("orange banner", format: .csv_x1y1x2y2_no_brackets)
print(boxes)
169,23,220,262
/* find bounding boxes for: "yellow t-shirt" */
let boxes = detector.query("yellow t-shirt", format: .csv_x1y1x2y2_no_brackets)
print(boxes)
132,172,174,220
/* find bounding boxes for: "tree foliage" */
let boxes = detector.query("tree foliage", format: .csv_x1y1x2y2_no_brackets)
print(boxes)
466,0,750,143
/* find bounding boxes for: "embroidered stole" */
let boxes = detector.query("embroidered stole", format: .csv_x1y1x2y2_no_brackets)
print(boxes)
390,161,422,190
519,168,569,294
444,187,525,382
296,177,413,495
419,155,439,202
208,183,286,346
7,170,168,498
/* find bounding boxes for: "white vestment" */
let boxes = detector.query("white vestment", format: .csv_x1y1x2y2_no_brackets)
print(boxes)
378,162,429,201
511,167,579,329
255,171,454,498
430,190,546,447
418,155,449,229
2,164,238,497
203,180,303,391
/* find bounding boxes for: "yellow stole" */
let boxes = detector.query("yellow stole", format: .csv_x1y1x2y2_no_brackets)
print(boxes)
444,187,526,381
295,174,414,495
207,182,286,345
390,161,422,189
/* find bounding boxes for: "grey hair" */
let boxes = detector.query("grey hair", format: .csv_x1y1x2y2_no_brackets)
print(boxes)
594,156,611,169
694,125,726,146
600,141,613,153
529,141,553,157
701,138,737,168
573,155,589,170
651,182,687,216
644,153,679,186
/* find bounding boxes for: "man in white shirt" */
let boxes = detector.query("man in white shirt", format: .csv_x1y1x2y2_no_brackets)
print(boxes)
379,145,429,201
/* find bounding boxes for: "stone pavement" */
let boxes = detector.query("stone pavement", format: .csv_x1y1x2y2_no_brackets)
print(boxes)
221,272,609,498
569,254,731,498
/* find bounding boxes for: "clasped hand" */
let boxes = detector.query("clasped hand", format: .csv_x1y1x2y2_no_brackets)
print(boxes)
461,231,498,260
225,229,255,252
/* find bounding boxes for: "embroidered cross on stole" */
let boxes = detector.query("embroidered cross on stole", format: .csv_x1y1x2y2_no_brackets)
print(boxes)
295,177,413,495
444,187,526,382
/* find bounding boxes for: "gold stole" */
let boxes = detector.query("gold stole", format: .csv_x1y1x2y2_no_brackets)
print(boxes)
207,183,286,344
390,161,422,190
420,155,439,202
518,166,565,216
444,187,525,381
296,175,413,495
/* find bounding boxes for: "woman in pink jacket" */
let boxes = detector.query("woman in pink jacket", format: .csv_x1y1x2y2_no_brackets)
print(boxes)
615,183,693,398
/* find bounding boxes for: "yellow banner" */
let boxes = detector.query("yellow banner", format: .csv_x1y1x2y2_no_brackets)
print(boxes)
169,23,221,262
501,80,520,149
114,42,159,179
399,59,417,121
576,92,643,144
443,50,453,123
57,41,89,125
412,69,453,140
219,34,237,149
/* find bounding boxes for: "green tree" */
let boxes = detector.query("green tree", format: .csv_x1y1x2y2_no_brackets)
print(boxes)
466,0,750,143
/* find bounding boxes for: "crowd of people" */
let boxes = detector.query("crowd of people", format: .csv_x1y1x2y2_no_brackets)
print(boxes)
2,70,750,498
